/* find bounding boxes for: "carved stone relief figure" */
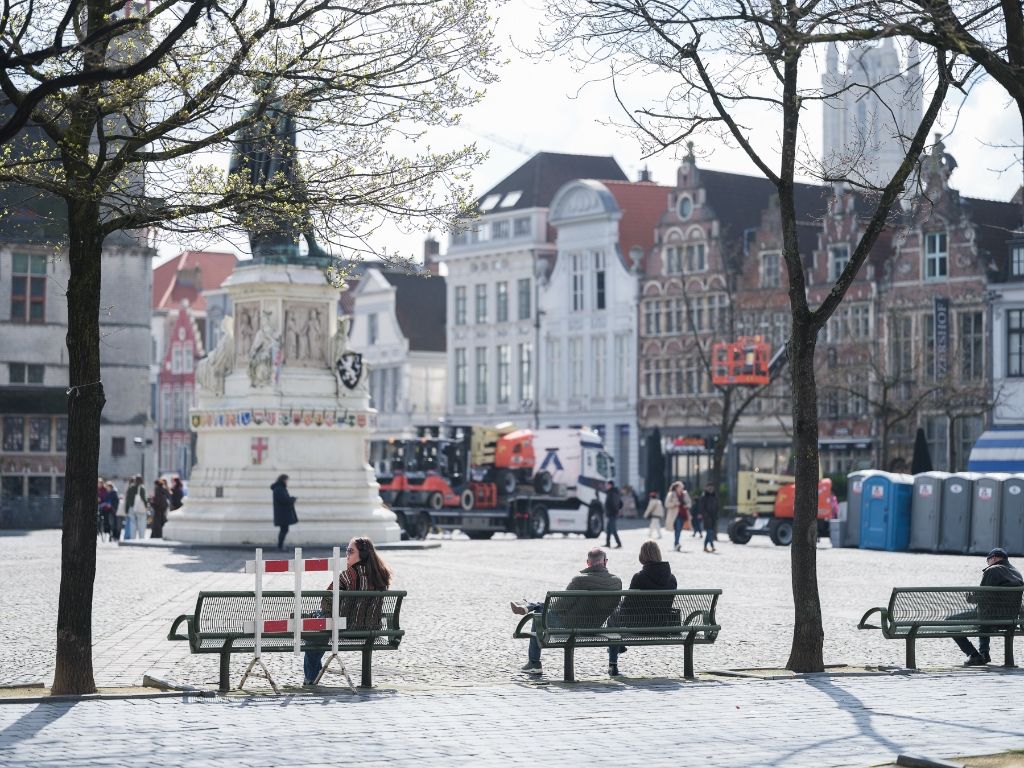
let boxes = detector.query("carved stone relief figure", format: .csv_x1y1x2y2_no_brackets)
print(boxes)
303,307,324,362
282,301,327,367
248,309,279,388
235,303,259,363
196,316,235,396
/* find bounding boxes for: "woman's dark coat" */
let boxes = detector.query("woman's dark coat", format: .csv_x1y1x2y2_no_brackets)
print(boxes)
271,480,298,527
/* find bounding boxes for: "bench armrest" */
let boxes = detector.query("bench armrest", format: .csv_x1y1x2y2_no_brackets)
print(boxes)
168,614,193,641
513,613,536,639
857,607,885,631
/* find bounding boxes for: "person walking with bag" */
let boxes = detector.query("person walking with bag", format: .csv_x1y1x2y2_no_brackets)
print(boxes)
271,474,298,550
126,475,148,540
666,481,692,552
604,481,623,549
643,491,665,539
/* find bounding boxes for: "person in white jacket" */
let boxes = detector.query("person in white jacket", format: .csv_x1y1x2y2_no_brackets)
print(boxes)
643,491,665,539
125,475,149,540
665,481,693,551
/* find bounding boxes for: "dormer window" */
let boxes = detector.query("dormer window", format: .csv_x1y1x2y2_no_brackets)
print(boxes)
479,194,501,211
499,191,522,208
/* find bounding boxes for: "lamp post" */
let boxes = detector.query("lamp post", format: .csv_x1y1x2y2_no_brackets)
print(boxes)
132,436,151,480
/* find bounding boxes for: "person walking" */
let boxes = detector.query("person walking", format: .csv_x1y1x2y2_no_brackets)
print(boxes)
607,540,677,676
150,478,170,539
169,476,185,511
106,481,123,541
696,482,718,552
97,478,114,542
304,536,393,685
604,480,623,549
691,482,705,538
271,474,298,550
666,481,692,552
125,475,148,540
643,491,665,539
953,548,1024,666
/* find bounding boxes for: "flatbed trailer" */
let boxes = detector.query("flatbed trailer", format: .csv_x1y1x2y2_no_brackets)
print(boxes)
388,490,605,540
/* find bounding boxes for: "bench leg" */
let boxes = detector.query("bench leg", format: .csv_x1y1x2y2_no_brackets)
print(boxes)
360,646,373,688
219,652,231,693
905,638,916,670
1005,631,1016,668
563,643,576,683
684,641,695,680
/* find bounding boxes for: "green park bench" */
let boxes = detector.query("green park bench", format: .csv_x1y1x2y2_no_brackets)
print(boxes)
513,588,722,681
857,586,1024,669
168,589,406,691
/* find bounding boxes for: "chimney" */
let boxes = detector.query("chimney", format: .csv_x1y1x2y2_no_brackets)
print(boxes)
423,237,441,274
638,166,652,183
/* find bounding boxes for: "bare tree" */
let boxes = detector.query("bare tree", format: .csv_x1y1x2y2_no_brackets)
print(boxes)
0,0,496,694
541,0,953,670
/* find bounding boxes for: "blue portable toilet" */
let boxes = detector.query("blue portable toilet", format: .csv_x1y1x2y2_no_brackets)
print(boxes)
860,472,914,551
846,470,888,549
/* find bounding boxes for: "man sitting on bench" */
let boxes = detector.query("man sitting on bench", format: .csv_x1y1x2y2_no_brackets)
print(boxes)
954,547,1023,666
511,547,621,675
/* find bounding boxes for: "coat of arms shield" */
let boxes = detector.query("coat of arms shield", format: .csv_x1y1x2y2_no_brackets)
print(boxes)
336,351,364,390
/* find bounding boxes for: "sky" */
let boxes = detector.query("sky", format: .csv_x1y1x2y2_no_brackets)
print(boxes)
155,1,1023,268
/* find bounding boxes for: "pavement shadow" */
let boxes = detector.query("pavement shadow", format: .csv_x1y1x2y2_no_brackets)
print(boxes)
159,548,247,573
0,701,75,746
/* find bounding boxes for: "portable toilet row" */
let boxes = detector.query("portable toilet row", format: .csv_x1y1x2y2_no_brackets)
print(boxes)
907,472,1024,555
845,470,890,548
856,472,914,551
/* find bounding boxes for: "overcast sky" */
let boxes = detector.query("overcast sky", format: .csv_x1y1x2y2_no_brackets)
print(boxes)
155,2,1023,267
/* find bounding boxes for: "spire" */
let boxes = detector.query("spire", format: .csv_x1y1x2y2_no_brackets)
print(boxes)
826,41,839,74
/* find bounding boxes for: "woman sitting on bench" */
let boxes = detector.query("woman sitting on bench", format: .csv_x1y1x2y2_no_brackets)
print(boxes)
608,540,677,677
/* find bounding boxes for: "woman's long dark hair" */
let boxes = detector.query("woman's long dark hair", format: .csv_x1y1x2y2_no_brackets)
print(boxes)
352,537,392,589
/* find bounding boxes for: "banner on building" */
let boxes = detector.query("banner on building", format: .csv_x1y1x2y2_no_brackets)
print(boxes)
934,297,949,380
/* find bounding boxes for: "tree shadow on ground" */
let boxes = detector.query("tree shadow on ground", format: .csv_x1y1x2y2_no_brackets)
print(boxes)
0,701,76,745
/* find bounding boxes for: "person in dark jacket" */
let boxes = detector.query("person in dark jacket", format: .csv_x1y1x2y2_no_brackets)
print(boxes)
169,476,185,511
954,548,1024,666
149,478,170,538
696,483,718,553
608,540,677,675
271,474,298,550
604,481,623,549
510,547,621,675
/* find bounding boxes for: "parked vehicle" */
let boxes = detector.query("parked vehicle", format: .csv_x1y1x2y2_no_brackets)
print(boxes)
728,471,836,546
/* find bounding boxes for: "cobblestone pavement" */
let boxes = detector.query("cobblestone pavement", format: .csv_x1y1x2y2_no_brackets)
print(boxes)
2,672,1024,767
0,525,990,689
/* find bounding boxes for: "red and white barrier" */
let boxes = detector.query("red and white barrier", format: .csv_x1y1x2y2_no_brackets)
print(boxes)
242,617,346,634
244,557,341,574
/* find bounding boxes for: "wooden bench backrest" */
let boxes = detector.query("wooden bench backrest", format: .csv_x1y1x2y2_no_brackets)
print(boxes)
887,587,1023,626
543,589,721,633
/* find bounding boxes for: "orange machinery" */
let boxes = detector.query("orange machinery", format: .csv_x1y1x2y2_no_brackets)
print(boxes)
710,336,770,386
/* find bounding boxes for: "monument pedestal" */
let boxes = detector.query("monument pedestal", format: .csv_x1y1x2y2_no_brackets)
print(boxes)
164,262,400,546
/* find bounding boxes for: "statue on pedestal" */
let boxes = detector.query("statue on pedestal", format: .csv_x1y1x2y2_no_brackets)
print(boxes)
248,310,280,388
196,317,235,396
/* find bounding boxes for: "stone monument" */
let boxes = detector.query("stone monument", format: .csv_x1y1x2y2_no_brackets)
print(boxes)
164,93,400,546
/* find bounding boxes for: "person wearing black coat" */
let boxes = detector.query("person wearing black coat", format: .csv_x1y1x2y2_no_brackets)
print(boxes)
608,540,677,676
272,474,298,550
954,548,1024,665
603,481,623,549
696,483,719,552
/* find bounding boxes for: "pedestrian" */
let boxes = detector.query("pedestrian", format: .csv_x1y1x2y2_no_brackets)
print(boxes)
953,548,1023,666
607,540,677,676
97,478,114,541
691,483,705,538
665,481,692,552
125,474,148,540
621,485,638,519
604,480,623,549
304,536,393,685
271,474,298,550
510,547,621,675
696,482,718,553
643,491,665,539
150,478,170,539
107,481,123,541
169,476,185,511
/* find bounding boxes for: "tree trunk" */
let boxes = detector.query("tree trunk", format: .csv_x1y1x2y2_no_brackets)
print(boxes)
52,198,105,695
786,319,825,672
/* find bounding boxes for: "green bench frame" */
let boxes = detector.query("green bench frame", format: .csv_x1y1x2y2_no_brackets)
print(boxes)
858,586,1024,669
168,589,406,691
513,588,722,682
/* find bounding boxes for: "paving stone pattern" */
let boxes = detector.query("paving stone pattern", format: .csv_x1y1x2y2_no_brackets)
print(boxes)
2,673,1024,767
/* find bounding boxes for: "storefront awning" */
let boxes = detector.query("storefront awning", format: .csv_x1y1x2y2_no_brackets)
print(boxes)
968,427,1024,472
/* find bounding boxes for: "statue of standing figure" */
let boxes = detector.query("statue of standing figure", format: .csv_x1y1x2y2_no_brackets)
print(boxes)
248,310,280,388
196,317,235,396
228,86,332,264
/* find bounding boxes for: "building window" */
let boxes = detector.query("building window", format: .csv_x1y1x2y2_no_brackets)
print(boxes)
678,195,693,219
454,286,467,325
685,242,706,272
592,336,606,398
111,436,126,457
890,315,913,377
182,341,194,373
496,282,509,323
11,253,46,323
388,366,399,412
960,311,984,382
829,245,849,281
171,343,182,374
614,334,629,397
454,348,467,405
644,300,661,336
761,252,781,288
1012,245,1024,278
2,416,25,452
8,363,44,384
517,278,531,320
28,417,51,452
173,386,185,429
924,231,948,279
568,337,584,398
571,253,585,311
513,217,531,237
497,345,510,404
56,417,68,452
666,245,682,274
593,252,607,310
491,220,509,240
545,338,561,399
28,476,51,497
451,229,468,247
368,313,379,345
1008,310,1024,377
923,416,949,471
518,342,533,403
475,346,488,405
475,284,488,324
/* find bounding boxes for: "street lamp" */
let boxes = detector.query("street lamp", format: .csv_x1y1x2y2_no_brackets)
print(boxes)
132,436,151,479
